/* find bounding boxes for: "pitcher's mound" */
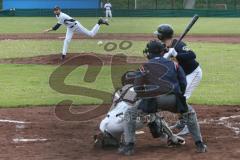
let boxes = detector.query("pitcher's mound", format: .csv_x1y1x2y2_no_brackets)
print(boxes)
0,53,145,66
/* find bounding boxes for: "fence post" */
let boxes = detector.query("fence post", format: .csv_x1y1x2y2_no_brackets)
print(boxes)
171,0,175,9
0,0,2,10
206,0,209,9
234,0,237,10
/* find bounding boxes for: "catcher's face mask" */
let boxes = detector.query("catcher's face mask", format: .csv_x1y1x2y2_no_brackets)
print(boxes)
143,40,168,59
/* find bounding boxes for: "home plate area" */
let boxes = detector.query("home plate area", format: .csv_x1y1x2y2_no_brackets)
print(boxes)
0,105,239,160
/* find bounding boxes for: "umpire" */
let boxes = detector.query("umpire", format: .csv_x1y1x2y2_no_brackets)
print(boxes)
119,40,207,156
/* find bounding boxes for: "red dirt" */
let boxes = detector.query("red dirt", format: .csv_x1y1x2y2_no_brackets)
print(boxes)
0,105,239,160
0,53,145,66
0,33,240,43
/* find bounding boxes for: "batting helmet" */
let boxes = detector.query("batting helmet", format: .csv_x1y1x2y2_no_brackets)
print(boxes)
154,24,174,40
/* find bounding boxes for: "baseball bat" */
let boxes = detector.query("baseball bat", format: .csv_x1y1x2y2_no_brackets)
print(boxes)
174,14,199,49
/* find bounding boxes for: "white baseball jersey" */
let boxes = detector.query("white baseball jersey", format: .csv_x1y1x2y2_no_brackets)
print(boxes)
104,3,112,10
56,12,76,28
55,12,101,56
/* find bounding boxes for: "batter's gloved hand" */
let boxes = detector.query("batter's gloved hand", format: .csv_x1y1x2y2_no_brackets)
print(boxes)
163,51,172,60
169,48,178,57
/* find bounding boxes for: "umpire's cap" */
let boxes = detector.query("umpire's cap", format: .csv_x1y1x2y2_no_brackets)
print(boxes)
154,24,174,40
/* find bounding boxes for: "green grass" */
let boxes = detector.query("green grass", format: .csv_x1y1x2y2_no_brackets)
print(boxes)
0,16,239,107
0,64,135,107
0,40,239,106
0,17,240,35
190,43,240,105
0,39,240,60
0,64,105,106
0,40,144,59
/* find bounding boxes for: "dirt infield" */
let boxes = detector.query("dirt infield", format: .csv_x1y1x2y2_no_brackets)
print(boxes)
0,105,239,160
1,32,239,160
0,33,240,43
0,53,145,65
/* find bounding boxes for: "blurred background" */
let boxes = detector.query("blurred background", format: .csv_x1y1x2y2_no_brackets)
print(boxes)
0,0,240,17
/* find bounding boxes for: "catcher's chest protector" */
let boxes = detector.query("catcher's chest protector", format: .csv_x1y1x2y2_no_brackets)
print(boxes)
116,85,138,103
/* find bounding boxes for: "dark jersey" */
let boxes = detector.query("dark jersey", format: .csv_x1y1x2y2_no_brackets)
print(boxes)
134,56,187,95
172,39,199,75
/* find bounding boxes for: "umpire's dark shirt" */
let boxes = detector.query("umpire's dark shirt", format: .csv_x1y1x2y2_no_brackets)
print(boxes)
173,40,199,75
134,55,187,95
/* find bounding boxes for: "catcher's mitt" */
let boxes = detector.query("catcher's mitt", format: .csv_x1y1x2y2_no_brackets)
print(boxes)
93,132,120,148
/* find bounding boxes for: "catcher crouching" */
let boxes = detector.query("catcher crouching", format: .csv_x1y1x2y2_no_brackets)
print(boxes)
94,40,207,155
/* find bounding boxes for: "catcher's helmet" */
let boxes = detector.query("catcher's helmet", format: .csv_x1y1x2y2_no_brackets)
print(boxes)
154,24,174,40
143,40,166,59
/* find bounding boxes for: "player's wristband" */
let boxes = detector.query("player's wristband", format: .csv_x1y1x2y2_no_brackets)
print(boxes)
52,23,61,31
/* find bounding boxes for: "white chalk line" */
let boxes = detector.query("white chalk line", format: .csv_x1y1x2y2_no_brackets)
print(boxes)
0,119,30,124
2,116,239,144
199,115,240,136
219,115,240,121
13,138,48,143
0,119,48,144
136,131,145,135
215,136,239,139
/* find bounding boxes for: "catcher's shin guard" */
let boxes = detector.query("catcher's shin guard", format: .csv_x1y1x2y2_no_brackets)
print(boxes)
182,105,203,143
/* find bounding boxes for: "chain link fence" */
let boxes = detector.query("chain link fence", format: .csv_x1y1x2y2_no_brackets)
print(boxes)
0,0,2,10
101,0,240,10
1,0,240,17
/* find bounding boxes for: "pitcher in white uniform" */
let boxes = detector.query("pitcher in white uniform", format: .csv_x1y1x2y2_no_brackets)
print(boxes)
44,6,109,60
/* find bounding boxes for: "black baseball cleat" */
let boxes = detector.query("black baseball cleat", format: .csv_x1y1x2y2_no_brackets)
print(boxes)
61,55,66,60
98,18,109,26
195,141,207,153
118,143,134,156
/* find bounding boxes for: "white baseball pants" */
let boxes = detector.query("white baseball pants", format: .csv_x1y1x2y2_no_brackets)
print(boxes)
106,10,112,18
184,66,203,99
99,101,144,138
62,21,100,55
